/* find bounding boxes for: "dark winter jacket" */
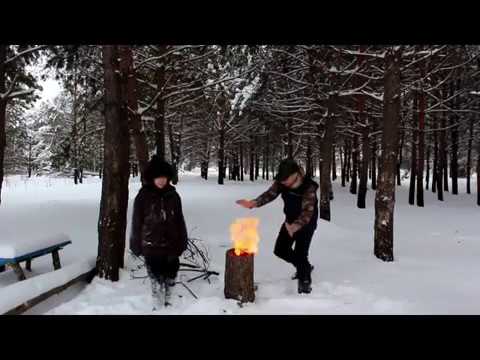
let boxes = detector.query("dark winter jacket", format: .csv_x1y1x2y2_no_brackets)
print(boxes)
130,183,188,257
254,177,319,233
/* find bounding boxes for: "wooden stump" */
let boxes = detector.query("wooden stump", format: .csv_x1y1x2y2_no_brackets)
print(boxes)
52,250,61,270
224,249,255,303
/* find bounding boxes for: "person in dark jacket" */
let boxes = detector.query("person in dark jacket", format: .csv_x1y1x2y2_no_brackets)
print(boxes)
236,159,319,294
130,156,188,307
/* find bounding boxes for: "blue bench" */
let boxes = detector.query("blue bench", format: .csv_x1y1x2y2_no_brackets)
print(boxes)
0,241,72,281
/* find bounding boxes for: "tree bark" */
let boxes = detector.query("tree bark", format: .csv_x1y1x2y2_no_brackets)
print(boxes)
255,146,260,180
357,107,369,209
425,135,430,191
265,139,270,180
319,94,336,221
332,144,337,181
437,109,446,201
346,141,351,183
286,119,293,159
0,45,7,206
350,135,358,194
72,59,79,185
118,46,149,183
371,139,377,190
249,139,254,182
477,137,480,206
416,84,425,207
450,80,459,195
306,138,313,178
409,93,417,206
432,119,438,193
396,130,404,186
154,46,167,160
466,115,474,194
96,45,130,282
224,249,255,303
218,126,225,185
442,97,449,193
240,142,244,181
374,48,400,262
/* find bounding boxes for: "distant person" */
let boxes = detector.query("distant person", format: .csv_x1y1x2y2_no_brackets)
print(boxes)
236,159,319,294
130,156,188,309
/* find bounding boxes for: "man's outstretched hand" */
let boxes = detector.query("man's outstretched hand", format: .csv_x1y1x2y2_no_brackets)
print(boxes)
236,199,257,209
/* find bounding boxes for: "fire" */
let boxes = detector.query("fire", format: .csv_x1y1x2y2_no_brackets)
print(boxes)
230,218,260,256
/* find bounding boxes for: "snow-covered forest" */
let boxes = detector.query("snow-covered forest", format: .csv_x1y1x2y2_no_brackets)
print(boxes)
0,45,479,314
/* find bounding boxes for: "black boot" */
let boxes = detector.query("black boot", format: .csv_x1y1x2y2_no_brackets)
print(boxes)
297,266,312,294
292,265,314,280
298,279,312,294
166,277,176,287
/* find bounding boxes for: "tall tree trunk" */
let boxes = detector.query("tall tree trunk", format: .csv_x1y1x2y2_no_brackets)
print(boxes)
97,45,130,281
262,139,266,180
218,120,225,185
350,135,358,194
72,59,79,185
357,110,369,209
319,94,336,221
155,46,167,159
477,137,480,206
466,116,474,194
438,110,446,201
442,102,449,193
306,138,313,178
240,143,244,181
346,141,351,183
340,146,346,187
425,136,430,191
286,119,293,159
255,145,260,180
371,139,377,190
265,139,270,181
270,147,275,179
432,120,438,193
119,46,149,183
0,46,6,206
27,141,32,178
374,48,400,262
416,85,425,207
200,138,210,180
331,144,337,181
450,81,459,195
249,139,254,182
409,94,417,205
396,130,405,186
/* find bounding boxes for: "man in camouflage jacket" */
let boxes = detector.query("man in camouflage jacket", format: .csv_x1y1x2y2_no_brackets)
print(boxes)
236,159,318,294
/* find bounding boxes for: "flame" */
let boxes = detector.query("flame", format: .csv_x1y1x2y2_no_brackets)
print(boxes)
230,218,260,256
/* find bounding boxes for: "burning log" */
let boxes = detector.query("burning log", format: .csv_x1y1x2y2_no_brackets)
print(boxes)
224,218,259,303
224,249,255,303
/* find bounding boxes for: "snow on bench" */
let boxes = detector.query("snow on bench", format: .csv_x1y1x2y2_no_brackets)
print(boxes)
0,233,71,258
0,258,96,315
0,233,72,281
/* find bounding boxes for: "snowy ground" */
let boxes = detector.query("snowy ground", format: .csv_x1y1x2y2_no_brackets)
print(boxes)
1,171,479,314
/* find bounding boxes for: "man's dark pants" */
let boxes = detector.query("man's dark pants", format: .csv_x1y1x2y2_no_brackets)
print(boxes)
274,223,315,281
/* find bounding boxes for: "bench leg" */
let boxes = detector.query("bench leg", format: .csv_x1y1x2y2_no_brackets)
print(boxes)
10,263,26,281
52,250,61,270
0,265,5,273
26,259,32,272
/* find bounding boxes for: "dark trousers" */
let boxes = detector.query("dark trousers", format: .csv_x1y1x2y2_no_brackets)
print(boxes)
145,255,180,281
273,223,315,281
